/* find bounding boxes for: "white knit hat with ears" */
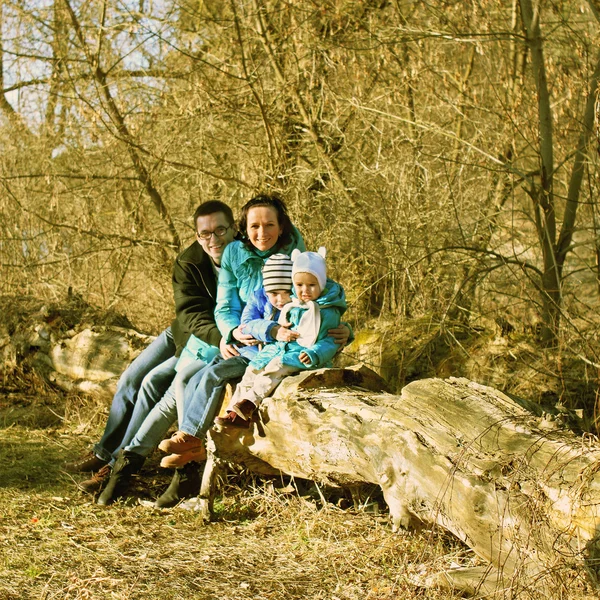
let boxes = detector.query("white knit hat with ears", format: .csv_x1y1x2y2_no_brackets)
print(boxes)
291,247,327,292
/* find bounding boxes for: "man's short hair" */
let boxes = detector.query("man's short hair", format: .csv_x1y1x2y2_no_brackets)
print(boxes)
193,200,234,229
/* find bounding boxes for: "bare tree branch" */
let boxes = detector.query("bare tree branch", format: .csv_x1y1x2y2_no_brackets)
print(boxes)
62,0,181,249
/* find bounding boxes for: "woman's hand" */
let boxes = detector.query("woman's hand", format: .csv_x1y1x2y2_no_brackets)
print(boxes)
220,337,240,359
232,326,259,346
327,323,351,347
299,351,311,365
272,323,300,343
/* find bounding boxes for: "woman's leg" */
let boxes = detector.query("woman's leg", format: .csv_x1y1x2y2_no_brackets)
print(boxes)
124,380,179,457
96,380,180,506
179,355,250,438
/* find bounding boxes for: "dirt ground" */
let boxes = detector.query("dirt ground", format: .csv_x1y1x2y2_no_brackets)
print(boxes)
1,347,599,600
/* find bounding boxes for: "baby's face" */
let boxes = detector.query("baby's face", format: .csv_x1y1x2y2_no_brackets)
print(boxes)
266,290,292,310
293,272,321,302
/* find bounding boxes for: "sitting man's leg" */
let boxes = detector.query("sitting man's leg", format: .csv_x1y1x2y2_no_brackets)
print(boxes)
96,381,180,506
65,327,176,476
112,353,180,461
78,356,179,495
98,361,213,507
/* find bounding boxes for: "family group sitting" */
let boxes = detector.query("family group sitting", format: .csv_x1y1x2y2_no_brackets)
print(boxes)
64,194,350,507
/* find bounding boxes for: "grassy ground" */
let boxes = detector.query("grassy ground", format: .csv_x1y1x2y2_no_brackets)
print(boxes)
0,376,597,600
0,380,472,600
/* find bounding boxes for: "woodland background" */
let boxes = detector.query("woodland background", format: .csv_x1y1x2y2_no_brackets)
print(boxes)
2,0,600,413
4,3,600,598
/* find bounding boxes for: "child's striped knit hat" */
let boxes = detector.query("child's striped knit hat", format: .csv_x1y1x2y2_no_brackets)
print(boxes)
262,253,294,292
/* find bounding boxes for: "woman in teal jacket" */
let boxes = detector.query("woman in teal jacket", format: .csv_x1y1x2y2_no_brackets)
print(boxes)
214,213,305,347
155,195,306,459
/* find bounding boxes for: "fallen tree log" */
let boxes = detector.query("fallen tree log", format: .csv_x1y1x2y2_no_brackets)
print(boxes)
33,325,152,396
0,295,152,397
197,366,600,596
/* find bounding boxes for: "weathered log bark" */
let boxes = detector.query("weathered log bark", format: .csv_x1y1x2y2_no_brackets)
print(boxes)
196,366,600,596
0,296,151,396
34,326,152,395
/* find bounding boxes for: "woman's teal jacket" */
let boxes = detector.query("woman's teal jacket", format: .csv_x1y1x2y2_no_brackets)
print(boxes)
214,230,305,342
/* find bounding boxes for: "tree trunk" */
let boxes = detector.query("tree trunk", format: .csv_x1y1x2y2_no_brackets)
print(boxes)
197,366,600,596
520,0,561,343
62,0,181,251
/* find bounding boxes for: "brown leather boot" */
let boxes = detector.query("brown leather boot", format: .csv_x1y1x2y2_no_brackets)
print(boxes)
158,431,203,454
159,445,207,468
64,452,108,473
77,464,112,494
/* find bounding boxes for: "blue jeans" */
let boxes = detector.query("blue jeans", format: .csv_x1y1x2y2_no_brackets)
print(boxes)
93,327,177,464
180,355,250,438
124,359,208,457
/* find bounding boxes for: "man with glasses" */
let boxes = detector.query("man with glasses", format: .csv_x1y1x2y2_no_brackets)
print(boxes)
64,200,238,494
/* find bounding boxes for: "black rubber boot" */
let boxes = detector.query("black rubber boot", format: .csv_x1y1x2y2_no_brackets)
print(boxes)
155,461,202,508
97,450,145,506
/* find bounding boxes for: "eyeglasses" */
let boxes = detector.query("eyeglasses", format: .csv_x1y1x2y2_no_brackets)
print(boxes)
196,225,232,241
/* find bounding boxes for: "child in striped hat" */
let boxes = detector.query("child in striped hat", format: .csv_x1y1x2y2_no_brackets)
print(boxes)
260,252,295,315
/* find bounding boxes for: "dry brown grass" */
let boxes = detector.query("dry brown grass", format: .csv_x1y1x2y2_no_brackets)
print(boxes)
0,384,472,600
1,376,598,600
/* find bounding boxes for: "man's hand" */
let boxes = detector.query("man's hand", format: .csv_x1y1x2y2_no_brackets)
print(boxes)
271,323,300,343
327,323,350,346
299,351,311,365
232,326,259,346
220,337,240,359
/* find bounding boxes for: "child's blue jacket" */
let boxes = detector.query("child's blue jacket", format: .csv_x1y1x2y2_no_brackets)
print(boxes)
249,278,347,371
240,288,280,343
236,288,281,360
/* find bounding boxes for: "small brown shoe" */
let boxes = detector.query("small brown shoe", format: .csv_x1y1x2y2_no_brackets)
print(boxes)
158,431,203,454
214,411,251,429
232,399,256,420
77,464,112,494
64,452,108,473
160,446,207,469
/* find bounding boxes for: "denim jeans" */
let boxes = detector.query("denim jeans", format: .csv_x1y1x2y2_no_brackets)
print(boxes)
93,327,177,464
180,355,250,438
173,360,209,426
124,359,208,457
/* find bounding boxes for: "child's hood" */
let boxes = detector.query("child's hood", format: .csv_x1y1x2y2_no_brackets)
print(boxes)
314,278,347,312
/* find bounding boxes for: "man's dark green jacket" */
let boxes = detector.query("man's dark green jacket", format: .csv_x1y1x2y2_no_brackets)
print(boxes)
170,240,222,355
